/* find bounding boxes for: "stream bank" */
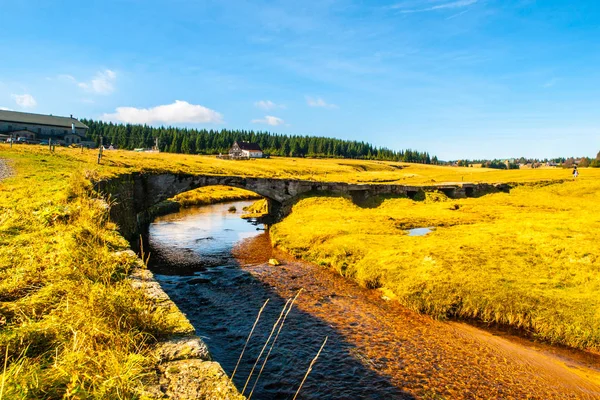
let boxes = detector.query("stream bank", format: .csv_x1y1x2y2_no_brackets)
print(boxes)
147,200,600,399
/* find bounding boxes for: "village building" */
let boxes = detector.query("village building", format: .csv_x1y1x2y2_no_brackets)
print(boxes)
229,141,263,159
0,110,91,146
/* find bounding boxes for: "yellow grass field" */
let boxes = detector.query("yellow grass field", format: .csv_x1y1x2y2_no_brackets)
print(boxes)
173,186,261,207
0,150,192,398
1,144,599,396
2,143,598,184
271,180,600,351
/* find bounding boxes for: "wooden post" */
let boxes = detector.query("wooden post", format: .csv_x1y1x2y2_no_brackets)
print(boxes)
97,136,103,164
49,138,52,152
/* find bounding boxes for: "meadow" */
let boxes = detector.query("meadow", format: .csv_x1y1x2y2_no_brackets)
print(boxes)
0,143,598,397
270,179,600,351
0,149,190,398
3,143,598,185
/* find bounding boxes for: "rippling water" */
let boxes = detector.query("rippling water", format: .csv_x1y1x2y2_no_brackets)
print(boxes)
147,201,600,400
148,201,411,399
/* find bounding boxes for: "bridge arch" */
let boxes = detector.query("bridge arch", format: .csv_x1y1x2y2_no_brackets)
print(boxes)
96,172,505,241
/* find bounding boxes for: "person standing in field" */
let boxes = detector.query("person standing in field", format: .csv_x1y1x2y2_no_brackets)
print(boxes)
573,165,579,178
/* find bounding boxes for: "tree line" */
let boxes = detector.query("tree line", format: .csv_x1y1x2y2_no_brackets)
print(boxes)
451,152,600,169
81,119,436,163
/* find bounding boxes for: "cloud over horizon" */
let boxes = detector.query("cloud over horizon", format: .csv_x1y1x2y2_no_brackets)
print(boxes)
251,115,285,126
69,69,117,95
306,96,338,109
102,100,224,124
11,94,37,108
254,100,286,110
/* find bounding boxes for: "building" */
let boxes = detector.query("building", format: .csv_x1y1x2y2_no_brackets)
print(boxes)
0,110,89,145
229,141,263,158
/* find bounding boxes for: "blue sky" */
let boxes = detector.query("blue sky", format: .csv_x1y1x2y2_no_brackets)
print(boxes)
1,0,599,160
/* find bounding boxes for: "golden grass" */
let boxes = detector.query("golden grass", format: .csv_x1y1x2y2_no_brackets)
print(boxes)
0,151,185,398
173,186,260,208
241,199,269,219
3,143,599,185
1,144,598,396
271,180,600,351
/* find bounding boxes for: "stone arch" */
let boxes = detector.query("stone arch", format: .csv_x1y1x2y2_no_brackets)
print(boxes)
96,172,505,241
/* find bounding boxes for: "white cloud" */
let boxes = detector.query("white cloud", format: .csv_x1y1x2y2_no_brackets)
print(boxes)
391,0,478,13
0,106,12,111
102,100,223,124
78,69,117,95
306,96,338,109
57,74,77,83
254,100,286,110
543,78,557,88
11,94,37,108
251,115,285,126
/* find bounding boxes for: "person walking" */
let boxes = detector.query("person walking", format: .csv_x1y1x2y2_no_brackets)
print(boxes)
573,165,579,179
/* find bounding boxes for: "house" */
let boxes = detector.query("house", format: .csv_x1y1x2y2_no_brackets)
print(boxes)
229,141,263,159
0,110,89,144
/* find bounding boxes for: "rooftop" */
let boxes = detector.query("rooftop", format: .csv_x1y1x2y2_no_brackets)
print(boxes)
235,141,262,151
0,110,88,129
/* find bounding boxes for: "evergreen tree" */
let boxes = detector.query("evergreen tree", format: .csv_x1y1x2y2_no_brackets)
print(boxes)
80,118,436,163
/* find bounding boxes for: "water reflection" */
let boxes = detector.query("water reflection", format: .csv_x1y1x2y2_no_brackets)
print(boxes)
148,201,413,399
406,227,433,236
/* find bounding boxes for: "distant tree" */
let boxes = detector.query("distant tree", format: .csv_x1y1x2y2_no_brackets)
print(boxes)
579,158,591,168
590,151,600,168
563,158,575,168
290,140,300,157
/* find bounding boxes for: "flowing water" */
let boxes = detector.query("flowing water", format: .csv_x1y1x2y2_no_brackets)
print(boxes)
147,201,600,399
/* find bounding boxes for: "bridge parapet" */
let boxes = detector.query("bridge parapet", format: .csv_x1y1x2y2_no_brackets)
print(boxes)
95,172,510,241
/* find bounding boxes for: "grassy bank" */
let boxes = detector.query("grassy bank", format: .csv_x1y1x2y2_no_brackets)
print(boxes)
3,144,600,185
173,186,260,207
1,144,598,396
148,186,262,219
0,150,233,398
271,180,600,351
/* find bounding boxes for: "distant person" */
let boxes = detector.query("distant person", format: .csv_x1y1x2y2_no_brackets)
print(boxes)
573,166,579,179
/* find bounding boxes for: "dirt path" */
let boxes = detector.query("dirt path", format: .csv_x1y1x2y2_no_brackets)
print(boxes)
235,233,600,399
0,158,12,181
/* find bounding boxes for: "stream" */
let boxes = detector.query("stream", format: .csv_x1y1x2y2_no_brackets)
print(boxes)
147,200,600,399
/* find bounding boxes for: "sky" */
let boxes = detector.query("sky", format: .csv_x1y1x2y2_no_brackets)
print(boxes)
0,0,599,160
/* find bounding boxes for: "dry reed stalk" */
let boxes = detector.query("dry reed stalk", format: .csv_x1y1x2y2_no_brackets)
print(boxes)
138,235,148,268
293,336,328,400
0,345,8,400
230,298,270,382
248,289,303,399
242,298,292,395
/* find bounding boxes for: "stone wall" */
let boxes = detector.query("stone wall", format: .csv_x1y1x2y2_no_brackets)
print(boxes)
118,250,244,400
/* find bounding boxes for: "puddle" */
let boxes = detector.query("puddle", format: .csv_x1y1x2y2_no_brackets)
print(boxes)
407,227,433,236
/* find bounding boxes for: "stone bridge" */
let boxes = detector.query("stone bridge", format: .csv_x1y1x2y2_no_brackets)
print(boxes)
96,173,509,240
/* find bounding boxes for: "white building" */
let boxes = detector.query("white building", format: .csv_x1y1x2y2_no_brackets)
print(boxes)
229,141,263,158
